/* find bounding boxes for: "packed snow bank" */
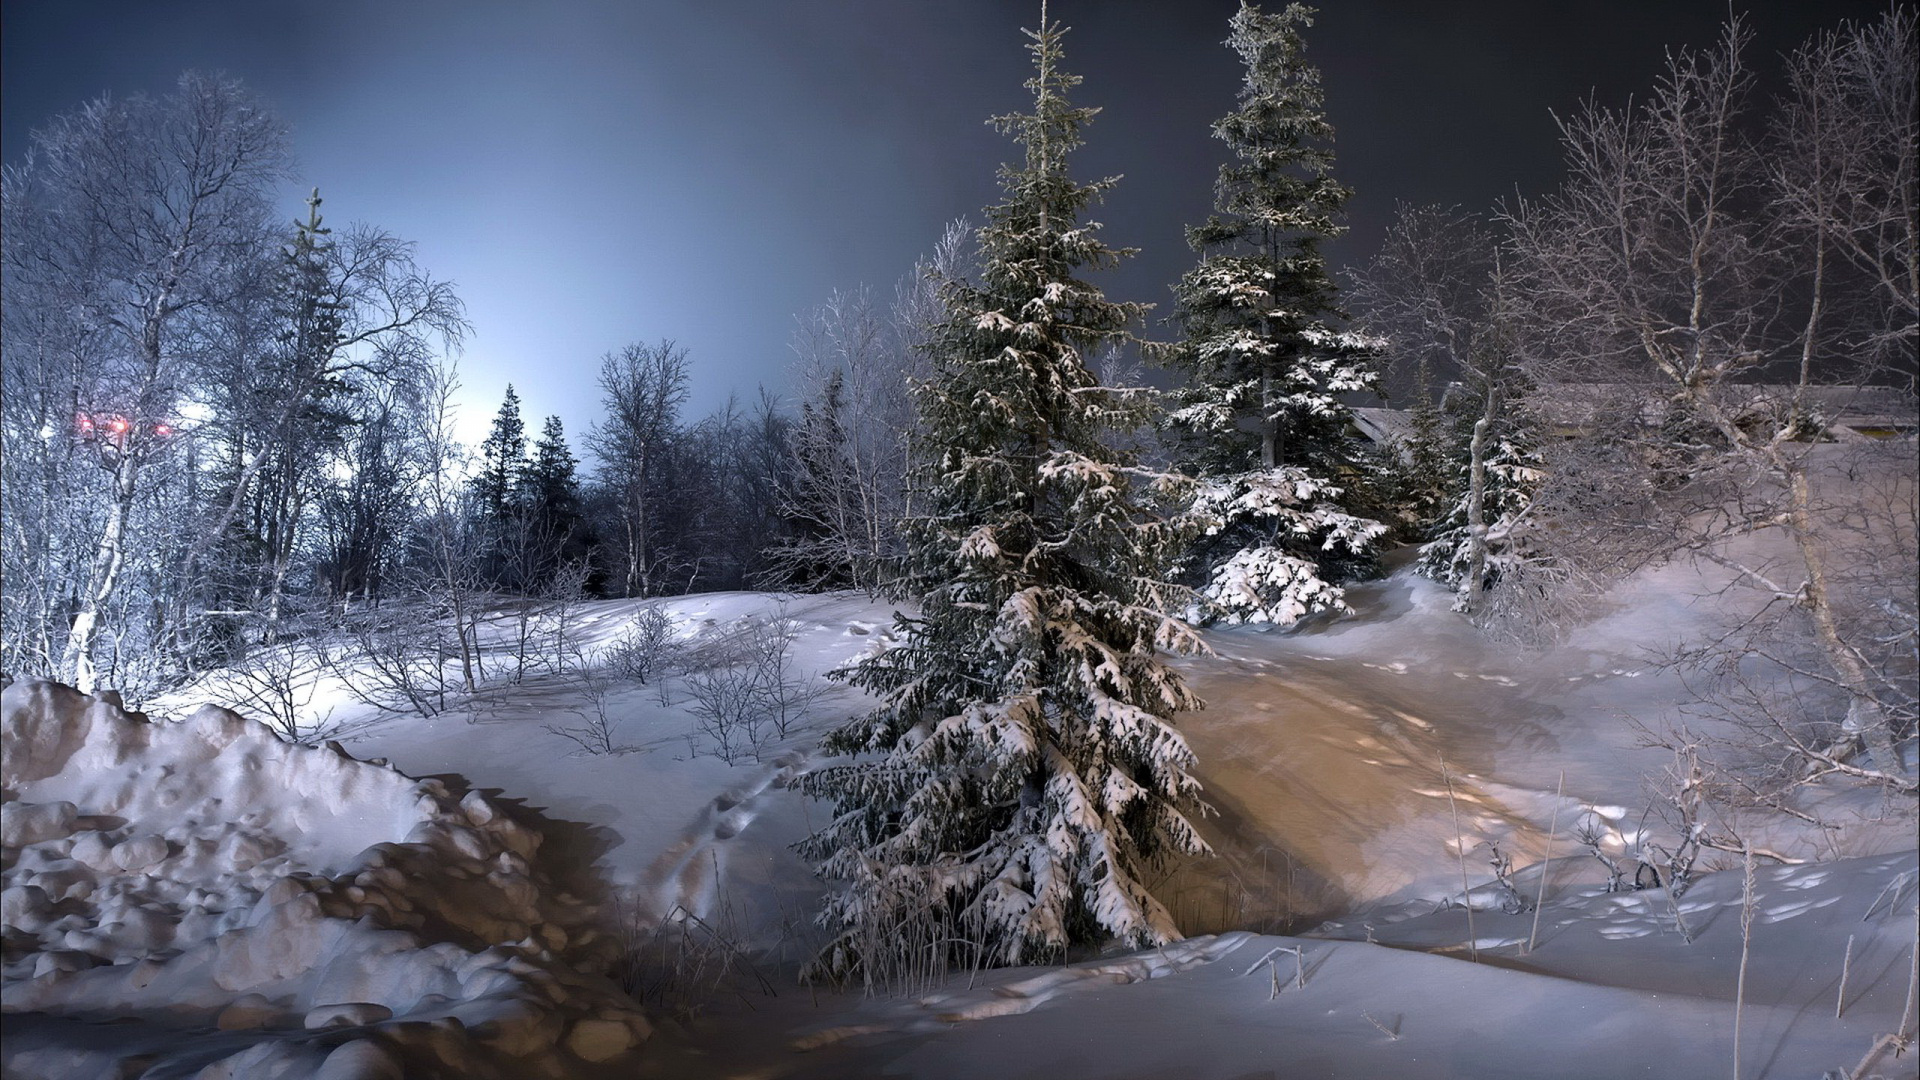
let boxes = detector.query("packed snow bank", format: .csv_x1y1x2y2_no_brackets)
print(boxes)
1,679,649,1079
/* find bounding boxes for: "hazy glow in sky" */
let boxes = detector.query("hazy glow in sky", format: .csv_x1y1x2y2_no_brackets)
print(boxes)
2,0,1885,450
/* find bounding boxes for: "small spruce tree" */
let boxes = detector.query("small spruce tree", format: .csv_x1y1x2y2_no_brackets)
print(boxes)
1165,2,1385,627
799,9,1209,982
1416,389,1546,606
207,188,352,645
524,414,592,575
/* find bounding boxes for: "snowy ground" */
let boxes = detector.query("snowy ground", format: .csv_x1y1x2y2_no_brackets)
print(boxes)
4,566,1915,1078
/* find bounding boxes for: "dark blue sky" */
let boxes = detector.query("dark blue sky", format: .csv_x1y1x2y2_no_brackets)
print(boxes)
2,0,1886,445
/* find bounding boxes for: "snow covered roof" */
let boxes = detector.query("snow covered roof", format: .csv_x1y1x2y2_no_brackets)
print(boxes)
1522,382,1917,440
1349,407,1414,447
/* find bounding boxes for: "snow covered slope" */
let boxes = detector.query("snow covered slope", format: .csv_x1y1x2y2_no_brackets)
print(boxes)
1,679,649,1078
639,848,1915,1080
4,574,1914,1078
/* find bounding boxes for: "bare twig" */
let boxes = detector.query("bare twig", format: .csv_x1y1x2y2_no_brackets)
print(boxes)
1529,770,1565,954
1735,843,1755,1080
1837,934,1854,1020
1362,1012,1401,1041
1442,759,1479,963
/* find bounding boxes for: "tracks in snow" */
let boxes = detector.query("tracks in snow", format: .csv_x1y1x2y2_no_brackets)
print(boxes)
631,749,812,926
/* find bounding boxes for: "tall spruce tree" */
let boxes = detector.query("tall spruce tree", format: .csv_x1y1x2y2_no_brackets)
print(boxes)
208,188,352,643
524,415,583,539
1166,2,1385,627
799,9,1209,982
472,386,528,525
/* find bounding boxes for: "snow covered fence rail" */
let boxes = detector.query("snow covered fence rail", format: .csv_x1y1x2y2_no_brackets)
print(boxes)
1,679,650,1078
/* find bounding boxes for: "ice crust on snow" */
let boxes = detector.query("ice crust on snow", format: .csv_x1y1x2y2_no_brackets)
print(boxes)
0,679,649,1078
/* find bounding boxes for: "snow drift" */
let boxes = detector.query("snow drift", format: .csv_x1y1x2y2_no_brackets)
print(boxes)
0,679,648,1078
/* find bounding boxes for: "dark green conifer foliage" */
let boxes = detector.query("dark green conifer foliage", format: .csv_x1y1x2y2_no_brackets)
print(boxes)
524,414,588,566
473,385,528,525
525,415,582,534
799,9,1208,982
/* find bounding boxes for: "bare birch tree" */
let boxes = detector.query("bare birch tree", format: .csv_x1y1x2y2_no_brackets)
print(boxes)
589,341,689,598
1349,204,1542,616
183,194,465,642
771,221,969,596
774,287,908,593
2,73,291,692
1504,13,1916,788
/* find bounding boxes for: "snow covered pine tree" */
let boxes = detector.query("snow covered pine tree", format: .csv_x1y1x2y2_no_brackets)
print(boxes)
1166,2,1386,627
798,8,1210,983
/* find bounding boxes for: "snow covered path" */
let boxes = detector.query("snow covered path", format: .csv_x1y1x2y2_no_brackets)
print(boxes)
1163,571,1663,929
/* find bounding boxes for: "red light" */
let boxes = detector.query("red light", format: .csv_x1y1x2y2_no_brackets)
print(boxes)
153,424,172,438
75,414,94,432
108,417,128,433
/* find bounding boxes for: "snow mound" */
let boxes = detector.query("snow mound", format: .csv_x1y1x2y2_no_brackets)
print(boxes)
1,680,648,1078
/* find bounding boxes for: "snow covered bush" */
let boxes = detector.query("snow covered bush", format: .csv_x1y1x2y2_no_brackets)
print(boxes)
682,608,823,763
685,662,766,765
1189,469,1387,626
606,604,679,685
205,623,348,745
544,661,627,755
745,607,826,740
328,603,467,716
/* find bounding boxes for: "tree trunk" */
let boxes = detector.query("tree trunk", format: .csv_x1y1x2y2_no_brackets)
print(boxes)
63,452,139,692
1783,462,1909,780
1259,371,1276,470
1463,410,1492,611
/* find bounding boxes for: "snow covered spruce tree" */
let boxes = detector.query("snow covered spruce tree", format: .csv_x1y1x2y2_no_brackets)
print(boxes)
799,11,1209,985
1165,2,1385,627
